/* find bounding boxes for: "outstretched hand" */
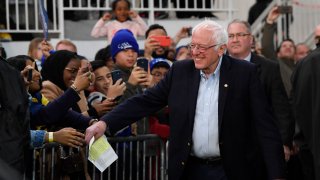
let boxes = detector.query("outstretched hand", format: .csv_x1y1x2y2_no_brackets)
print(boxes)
54,128,85,148
85,121,107,144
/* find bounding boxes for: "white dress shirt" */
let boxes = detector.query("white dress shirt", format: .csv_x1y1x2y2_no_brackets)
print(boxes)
191,56,222,158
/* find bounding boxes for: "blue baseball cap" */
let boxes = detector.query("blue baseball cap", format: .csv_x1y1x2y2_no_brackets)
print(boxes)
149,58,171,71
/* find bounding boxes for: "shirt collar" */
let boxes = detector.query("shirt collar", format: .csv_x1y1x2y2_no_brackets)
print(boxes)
229,52,252,62
200,56,223,79
243,53,252,62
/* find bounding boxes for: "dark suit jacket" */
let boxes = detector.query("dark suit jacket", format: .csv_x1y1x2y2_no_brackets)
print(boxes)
292,46,320,180
250,53,294,146
101,55,286,180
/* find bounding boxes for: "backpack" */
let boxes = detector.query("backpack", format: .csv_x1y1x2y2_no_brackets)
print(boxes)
0,57,30,175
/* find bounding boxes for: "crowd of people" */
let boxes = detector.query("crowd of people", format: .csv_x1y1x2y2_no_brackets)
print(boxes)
0,0,320,179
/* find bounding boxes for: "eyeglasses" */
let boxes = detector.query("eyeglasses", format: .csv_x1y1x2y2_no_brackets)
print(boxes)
188,43,220,53
65,67,79,74
228,33,251,39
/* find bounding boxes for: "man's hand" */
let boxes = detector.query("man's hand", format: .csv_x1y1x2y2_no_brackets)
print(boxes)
85,121,107,144
266,6,280,24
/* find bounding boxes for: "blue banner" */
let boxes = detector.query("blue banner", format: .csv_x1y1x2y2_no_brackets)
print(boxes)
38,0,49,40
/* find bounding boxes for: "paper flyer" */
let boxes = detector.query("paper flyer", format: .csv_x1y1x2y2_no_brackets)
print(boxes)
88,135,118,172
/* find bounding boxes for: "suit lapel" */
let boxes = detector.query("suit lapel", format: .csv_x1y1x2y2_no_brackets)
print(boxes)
218,55,232,134
188,64,201,131
250,53,262,75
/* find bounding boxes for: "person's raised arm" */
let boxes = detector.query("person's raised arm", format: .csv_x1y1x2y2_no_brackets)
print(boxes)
261,6,280,61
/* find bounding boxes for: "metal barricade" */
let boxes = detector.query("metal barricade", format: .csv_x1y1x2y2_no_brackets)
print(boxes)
29,134,166,180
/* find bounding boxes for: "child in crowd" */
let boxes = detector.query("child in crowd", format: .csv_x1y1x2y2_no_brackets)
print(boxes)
91,0,147,43
94,45,115,70
28,37,45,71
175,45,191,61
88,60,126,117
111,29,152,135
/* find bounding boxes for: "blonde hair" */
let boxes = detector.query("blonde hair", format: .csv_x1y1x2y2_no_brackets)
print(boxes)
27,37,42,59
56,39,77,52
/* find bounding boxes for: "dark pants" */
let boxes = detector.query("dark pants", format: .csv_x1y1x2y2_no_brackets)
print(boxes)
181,156,228,180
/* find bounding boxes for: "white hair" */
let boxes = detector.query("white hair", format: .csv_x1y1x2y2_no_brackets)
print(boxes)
192,19,228,49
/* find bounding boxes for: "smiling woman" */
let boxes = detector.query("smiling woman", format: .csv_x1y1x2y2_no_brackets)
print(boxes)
40,50,91,114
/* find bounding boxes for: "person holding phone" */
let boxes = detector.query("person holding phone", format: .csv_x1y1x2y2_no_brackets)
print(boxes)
88,60,126,117
90,0,147,43
144,24,171,61
111,29,153,135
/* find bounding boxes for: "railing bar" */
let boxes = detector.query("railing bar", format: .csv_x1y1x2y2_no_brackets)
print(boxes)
116,143,119,180
108,163,111,180
100,168,103,179
136,141,140,180
44,0,47,11
6,0,9,30
24,0,29,30
42,149,46,180
143,141,146,180
156,156,158,180
32,149,36,180
53,0,57,30
122,144,126,180
35,0,39,31
149,156,152,180
15,0,19,30
51,147,55,180
129,141,132,180
58,0,64,38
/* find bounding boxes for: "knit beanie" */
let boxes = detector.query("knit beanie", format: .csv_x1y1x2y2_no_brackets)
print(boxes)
111,29,139,61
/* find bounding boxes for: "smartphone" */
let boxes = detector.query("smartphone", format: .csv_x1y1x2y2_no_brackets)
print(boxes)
187,27,192,36
278,5,293,14
151,36,171,47
27,69,33,82
136,58,149,72
111,70,122,84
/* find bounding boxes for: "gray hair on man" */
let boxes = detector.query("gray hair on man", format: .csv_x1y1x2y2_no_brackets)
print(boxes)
227,19,252,34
